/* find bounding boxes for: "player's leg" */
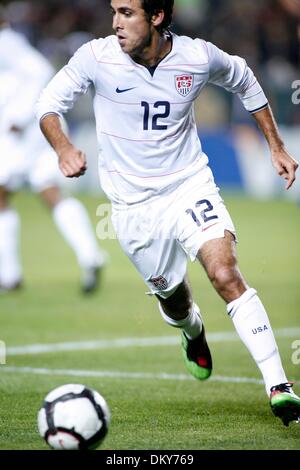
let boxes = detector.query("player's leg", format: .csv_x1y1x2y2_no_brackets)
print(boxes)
26,119,108,292
174,167,299,425
157,278,212,380
111,199,212,380
38,186,107,293
0,131,24,291
198,230,300,426
0,186,22,291
197,230,246,302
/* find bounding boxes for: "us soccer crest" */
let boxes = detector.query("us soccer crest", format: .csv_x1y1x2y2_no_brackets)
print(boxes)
175,74,193,96
150,275,168,291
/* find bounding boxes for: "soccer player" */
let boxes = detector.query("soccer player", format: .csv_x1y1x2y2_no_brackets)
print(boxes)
0,12,107,294
36,0,300,425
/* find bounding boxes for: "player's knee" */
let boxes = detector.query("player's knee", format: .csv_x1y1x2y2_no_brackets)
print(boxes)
212,265,238,292
39,186,62,209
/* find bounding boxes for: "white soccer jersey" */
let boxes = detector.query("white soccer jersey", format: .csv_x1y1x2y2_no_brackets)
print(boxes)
37,33,268,205
0,26,63,192
0,26,54,132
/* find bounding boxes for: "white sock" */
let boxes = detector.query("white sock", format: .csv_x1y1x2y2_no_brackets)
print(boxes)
0,208,22,286
227,288,287,395
53,198,105,268
159,302,203,339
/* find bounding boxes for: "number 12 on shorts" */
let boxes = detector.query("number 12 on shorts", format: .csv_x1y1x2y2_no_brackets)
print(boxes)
186,199,218,227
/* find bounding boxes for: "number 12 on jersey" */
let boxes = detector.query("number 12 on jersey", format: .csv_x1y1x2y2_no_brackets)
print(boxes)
141,101,170,130
186,199,219,227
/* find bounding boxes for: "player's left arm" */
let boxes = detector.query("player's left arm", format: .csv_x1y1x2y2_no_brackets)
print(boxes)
204,41,298,190
252,106,298,190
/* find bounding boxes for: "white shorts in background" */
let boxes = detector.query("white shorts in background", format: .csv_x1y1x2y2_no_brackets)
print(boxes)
0,122,62,193
111,167,236,299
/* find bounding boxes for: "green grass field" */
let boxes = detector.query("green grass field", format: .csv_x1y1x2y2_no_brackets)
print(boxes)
0,191,299,450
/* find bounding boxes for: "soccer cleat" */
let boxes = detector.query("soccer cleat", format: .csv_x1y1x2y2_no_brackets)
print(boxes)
80,251,109,294
0,279,23,294
181,325,212,380
270,382,300,426
81,266,101,294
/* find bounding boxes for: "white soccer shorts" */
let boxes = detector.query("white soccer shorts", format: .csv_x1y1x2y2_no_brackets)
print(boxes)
111,167,236,299
0,123,62,193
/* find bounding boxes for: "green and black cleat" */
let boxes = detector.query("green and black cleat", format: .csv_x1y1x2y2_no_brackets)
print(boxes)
181,325,212,381
270,382,300,427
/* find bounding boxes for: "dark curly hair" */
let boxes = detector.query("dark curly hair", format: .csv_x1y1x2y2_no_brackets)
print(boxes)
142,0,174,32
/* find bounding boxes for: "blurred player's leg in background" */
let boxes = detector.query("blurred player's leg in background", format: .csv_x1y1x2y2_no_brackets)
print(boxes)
28,121,108,294
0,186,22,291
40,186,107,293
0,135,108,294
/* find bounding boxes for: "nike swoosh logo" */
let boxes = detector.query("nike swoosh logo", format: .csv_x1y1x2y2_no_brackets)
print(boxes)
116,87,137,93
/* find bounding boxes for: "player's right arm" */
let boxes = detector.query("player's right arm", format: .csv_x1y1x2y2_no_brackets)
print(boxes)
40,114,87,178
36,41,97,178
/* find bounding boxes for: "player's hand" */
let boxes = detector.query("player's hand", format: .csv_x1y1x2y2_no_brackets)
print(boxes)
271,148,298,190
58,144,87,178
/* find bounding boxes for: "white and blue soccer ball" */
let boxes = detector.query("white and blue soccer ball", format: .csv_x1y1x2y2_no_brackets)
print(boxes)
37,383,110,450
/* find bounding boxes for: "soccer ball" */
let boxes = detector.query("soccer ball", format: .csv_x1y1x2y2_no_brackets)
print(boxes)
37,383,110,450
